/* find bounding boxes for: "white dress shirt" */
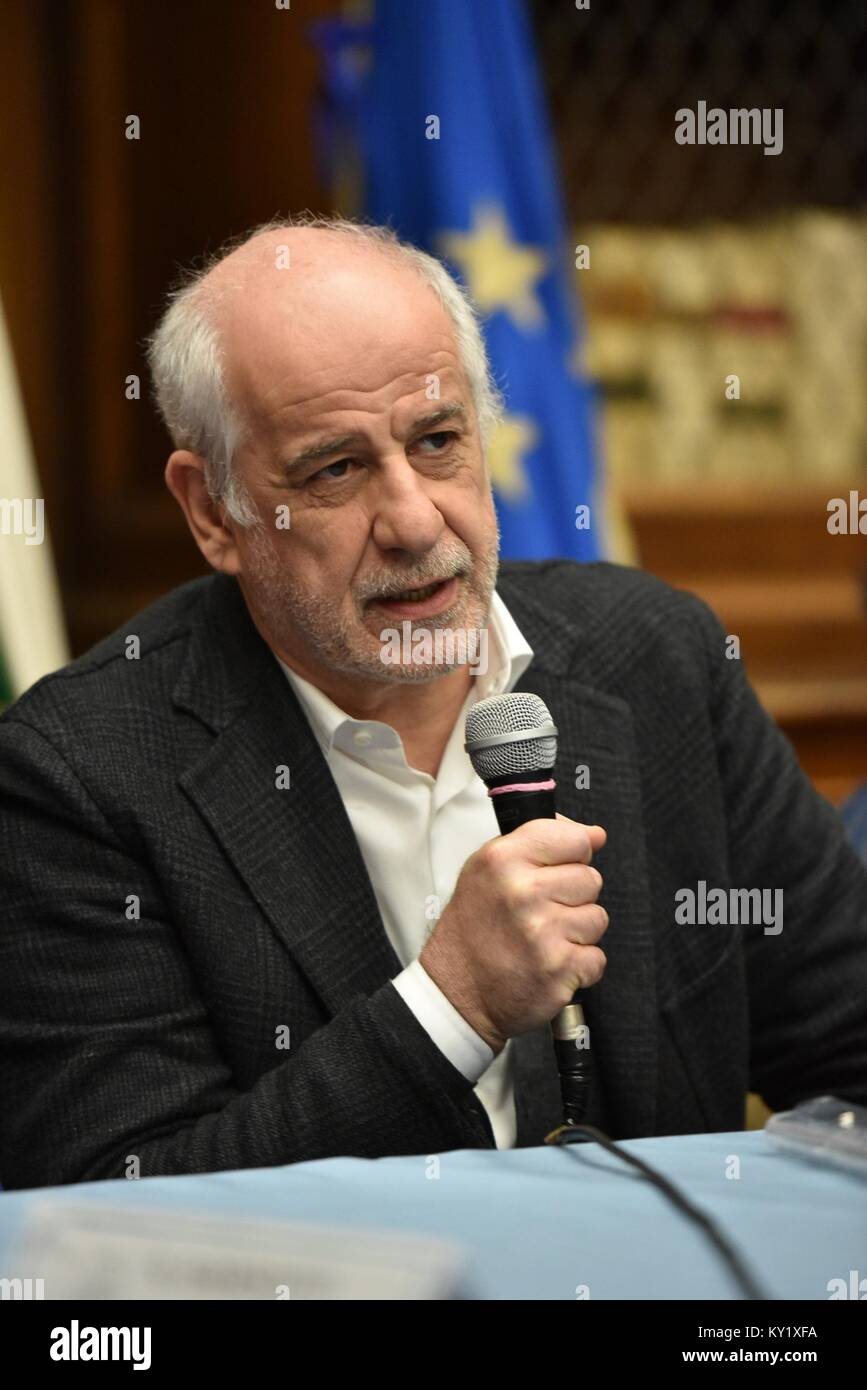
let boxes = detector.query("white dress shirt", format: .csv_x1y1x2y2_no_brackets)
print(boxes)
276,593,534,1149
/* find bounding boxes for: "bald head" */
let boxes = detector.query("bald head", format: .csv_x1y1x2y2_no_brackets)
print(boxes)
148,216,504,527
202,227,464,459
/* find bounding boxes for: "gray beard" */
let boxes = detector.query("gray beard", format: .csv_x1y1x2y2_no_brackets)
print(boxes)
244,530,500,686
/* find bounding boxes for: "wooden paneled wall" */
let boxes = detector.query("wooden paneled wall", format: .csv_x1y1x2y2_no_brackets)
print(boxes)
0,0,339,653
625,482,867,802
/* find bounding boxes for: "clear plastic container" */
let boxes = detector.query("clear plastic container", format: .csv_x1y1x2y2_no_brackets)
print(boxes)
765,1094,867,1178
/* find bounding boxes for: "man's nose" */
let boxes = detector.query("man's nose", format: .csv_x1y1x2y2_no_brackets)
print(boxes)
369,457,446,554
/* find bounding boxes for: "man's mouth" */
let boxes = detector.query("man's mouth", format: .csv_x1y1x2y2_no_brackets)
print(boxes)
384,579,446,602
367,576,461,618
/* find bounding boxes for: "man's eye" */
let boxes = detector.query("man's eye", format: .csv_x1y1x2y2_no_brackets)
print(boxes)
418,431,457,451
312,459,354,482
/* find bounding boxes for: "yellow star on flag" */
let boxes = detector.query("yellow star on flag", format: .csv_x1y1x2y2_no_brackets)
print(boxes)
486,413,538,503
439,204,547,331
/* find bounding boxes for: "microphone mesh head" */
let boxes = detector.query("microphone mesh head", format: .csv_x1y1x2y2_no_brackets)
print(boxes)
465,692,557,780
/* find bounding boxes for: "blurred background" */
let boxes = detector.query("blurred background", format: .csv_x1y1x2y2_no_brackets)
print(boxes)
1,0,865,817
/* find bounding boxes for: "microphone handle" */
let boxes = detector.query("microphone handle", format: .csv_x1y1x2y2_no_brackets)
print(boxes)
488,782,591,1128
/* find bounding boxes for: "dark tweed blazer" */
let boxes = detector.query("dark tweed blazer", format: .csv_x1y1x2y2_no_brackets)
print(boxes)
1,561,866,1190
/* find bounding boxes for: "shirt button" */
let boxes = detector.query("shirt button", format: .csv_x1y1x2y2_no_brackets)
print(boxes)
353,729,374,747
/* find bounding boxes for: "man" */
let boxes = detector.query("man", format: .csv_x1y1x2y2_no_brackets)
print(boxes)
1,215,865,1190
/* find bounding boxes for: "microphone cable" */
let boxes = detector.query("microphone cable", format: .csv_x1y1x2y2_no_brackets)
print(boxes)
546,1122,770,1301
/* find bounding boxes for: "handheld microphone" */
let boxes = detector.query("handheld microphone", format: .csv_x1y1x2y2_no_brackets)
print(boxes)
464,691,592,1129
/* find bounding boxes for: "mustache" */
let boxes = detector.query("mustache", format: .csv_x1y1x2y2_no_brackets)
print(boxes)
356,557,473,603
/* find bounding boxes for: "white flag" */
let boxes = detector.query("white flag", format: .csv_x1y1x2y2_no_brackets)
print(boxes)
0,291,68,700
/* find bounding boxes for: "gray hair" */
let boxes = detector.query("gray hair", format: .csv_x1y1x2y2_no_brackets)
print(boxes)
145,213,505,526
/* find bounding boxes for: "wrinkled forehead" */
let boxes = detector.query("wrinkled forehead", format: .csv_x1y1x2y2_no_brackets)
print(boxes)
207,236,467,431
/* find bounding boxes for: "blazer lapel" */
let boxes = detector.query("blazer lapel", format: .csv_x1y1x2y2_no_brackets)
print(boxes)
173,577,402,1018
500,574,659,1140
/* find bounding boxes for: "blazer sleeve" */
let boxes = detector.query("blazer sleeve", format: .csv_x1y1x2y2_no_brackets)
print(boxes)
686,593,867,1111
0,718,493,1190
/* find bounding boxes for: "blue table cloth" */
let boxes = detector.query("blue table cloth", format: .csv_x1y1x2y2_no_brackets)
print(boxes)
1,1131,864,1299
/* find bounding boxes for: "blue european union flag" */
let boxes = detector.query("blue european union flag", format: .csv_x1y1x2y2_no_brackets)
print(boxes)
311,0,601,562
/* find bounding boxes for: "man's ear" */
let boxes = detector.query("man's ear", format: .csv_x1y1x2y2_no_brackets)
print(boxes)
164,451,242,575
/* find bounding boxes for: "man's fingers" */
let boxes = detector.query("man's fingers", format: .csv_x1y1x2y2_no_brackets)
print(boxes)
568,944,607,989
512,815,607,865
540,862,604,907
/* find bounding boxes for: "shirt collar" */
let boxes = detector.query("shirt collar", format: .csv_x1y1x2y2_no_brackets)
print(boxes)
275,589,534,760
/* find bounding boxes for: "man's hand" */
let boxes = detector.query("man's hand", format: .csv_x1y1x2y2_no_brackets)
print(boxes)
420,815,608,1053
